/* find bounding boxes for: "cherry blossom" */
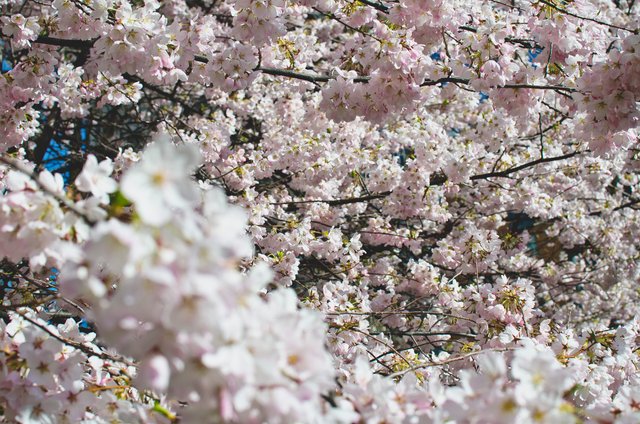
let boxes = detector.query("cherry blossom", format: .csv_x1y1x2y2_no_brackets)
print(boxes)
0,0,639,422
74,155,117,202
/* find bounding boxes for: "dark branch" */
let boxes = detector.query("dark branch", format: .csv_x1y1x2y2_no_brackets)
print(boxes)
270,191,392,206
470,151,581,180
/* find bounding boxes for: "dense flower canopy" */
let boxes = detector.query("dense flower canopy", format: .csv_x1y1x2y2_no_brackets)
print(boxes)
0,0,639,422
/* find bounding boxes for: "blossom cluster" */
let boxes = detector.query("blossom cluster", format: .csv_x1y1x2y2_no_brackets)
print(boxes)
0,0,639,422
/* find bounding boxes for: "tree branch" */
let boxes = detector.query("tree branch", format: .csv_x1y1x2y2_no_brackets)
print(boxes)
470,151,581,180
270,191,391,206
537,0,637,33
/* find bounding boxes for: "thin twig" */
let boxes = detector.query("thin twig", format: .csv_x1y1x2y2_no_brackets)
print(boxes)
537,0,637,33
387,347,515,378
270,191,391,206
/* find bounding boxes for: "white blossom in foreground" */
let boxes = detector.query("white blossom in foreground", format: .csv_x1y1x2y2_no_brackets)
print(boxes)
74,155,117,203
60,138,336,423
120,137,201,226
2,135,640,422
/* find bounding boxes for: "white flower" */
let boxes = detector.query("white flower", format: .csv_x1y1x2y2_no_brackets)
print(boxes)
121,137,201,226
75,155,117,202
512,345,574,403
137,354,171,392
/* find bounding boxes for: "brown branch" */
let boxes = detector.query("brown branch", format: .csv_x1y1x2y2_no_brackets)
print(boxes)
421,77,471,87
34,36,95,50
458,26,543,49
270,191,391,206
590,198,640,216
312,7,384,43
33,37,573,94
387,347,515,379
17,311,134,365
470,151,581,180
500,83,575,92
537,0,637,33
358,0,389,13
